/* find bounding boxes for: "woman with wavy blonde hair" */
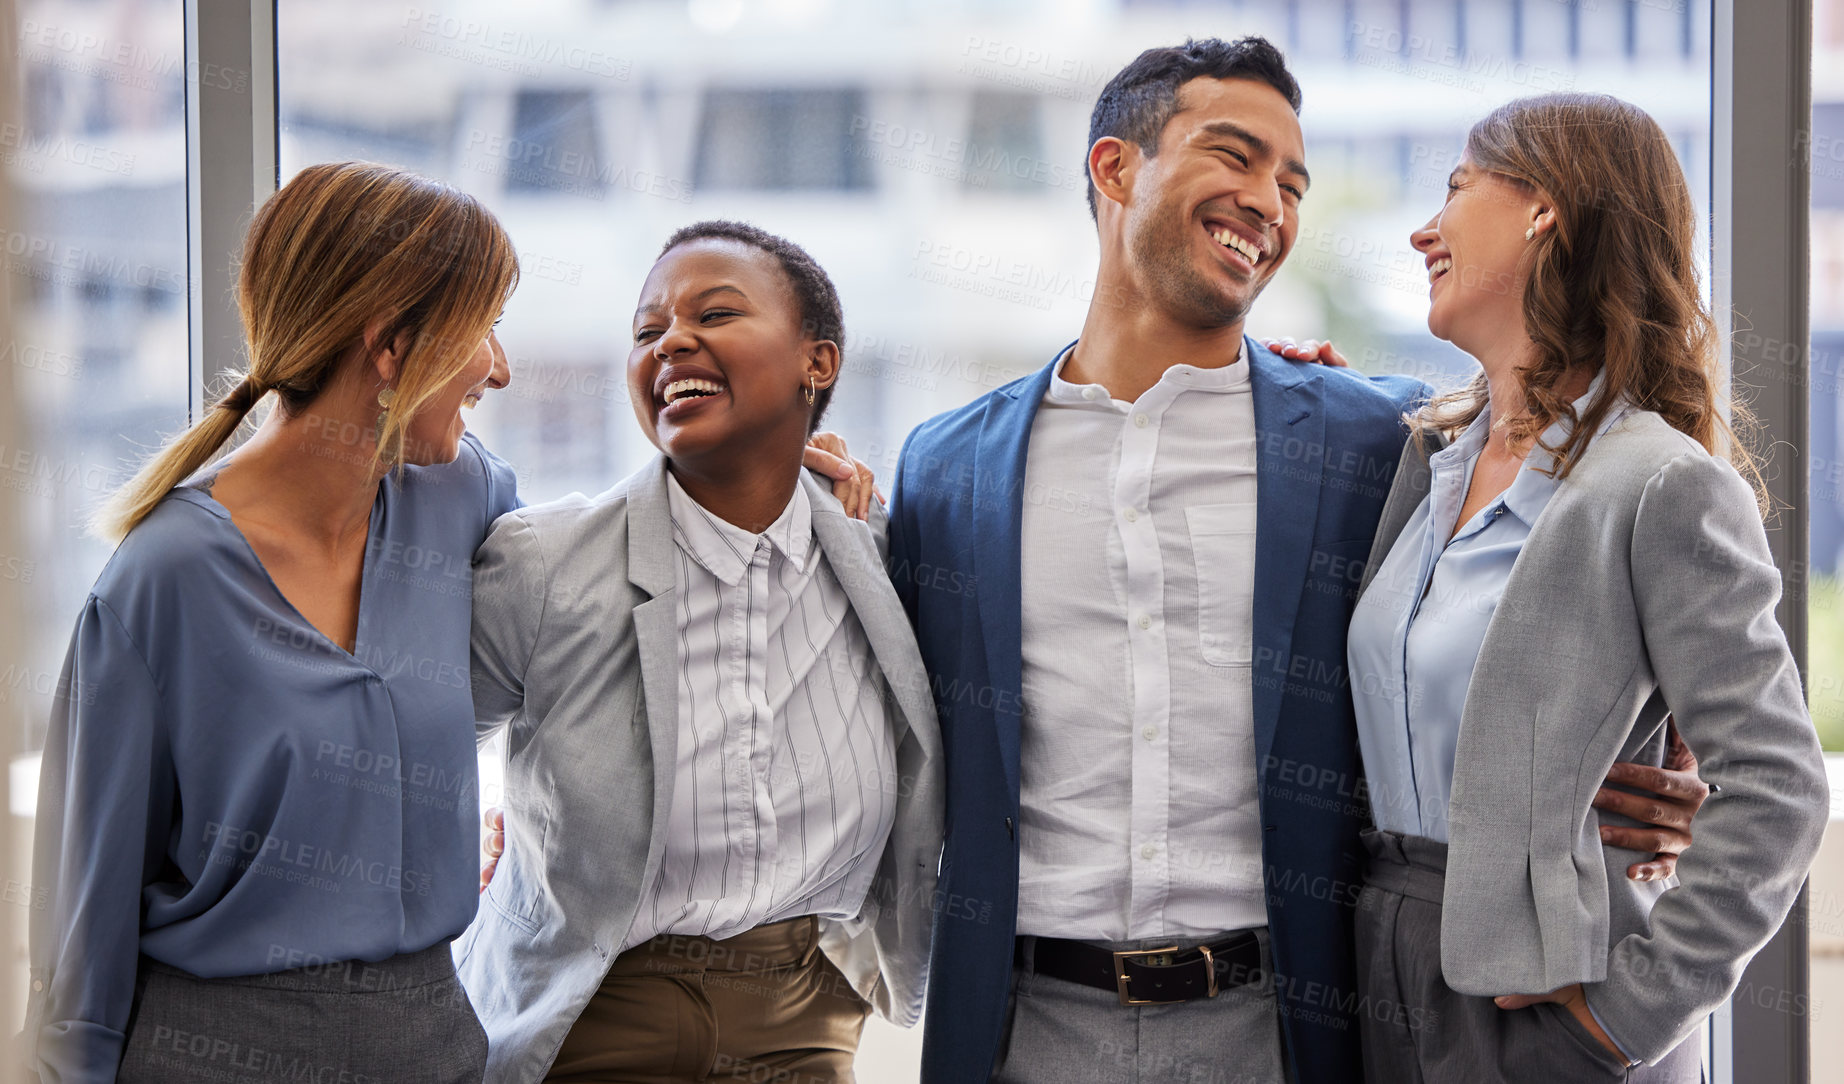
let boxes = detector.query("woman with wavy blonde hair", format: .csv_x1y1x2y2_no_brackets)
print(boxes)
1278,93,1825,1081
28,161,521,1083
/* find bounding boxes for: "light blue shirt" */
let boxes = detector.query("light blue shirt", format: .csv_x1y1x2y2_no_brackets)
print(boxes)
1348,378,1638,1061
28,433,519,1083
1349,379,1625,843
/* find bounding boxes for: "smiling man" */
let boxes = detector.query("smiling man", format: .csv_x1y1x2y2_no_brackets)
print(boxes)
885,38,1702,1084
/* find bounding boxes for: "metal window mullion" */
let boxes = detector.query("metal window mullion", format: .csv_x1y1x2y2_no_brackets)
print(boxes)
184,0,277,422
1710,0,1814,1081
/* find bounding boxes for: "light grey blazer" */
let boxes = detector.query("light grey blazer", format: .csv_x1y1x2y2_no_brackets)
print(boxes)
1358,409,1828,1064
455,459,944,1084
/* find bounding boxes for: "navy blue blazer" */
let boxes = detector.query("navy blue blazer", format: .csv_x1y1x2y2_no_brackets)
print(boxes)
887,338,1428,1084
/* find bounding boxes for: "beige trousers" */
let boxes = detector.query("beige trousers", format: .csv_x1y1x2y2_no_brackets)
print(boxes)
547,916,871,1084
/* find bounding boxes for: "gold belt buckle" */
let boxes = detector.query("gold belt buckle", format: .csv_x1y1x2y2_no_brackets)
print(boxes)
1112,945,1183,1006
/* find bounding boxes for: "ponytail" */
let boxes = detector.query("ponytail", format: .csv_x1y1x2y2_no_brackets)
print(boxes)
91,376,265,542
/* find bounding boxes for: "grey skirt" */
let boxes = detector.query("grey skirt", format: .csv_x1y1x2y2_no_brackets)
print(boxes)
117,941,487,1084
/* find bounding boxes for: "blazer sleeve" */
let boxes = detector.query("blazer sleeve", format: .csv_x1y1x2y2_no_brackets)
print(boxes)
1586,451,1829,1063
28,598,175,1084
470,513,548,743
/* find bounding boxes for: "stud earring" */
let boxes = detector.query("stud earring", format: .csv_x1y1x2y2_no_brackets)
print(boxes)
803,375,816,406
1525,227,1536,240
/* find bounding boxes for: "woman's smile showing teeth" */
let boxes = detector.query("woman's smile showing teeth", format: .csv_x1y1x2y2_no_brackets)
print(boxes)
663,377,725,404
658,375,729,420
1427,256,1453,283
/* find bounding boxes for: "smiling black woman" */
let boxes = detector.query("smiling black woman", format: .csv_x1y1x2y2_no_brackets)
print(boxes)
459,220,943,1084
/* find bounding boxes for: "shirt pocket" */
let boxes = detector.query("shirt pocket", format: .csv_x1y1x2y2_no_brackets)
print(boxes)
1186,503,1257,667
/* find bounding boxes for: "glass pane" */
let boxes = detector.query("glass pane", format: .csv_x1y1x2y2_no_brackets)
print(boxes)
3,0,189,1032
1810,2,1844,1079
277,3,1711,1079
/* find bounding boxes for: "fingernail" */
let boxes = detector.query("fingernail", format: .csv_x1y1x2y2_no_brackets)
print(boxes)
1600,827,1613,841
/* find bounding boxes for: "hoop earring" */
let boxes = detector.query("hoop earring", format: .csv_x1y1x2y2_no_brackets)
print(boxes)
803,375,816,406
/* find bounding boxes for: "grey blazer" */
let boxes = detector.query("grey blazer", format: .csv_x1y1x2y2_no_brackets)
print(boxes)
455,459,944,1084
1359,409,1828,1064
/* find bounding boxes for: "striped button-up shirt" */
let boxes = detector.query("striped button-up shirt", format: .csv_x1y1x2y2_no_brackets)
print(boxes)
624,473,898,950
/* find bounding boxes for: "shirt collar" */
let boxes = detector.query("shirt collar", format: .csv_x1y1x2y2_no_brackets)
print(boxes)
665,472,814,586
1436,370,1629,528
1045,339,1248,406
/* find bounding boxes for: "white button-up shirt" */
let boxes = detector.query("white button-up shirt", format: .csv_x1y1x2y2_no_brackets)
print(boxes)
624,475,898,950
1015,344,1266,941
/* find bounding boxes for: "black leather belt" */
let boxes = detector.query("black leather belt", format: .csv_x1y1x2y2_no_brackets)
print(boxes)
1018,930,1265,1006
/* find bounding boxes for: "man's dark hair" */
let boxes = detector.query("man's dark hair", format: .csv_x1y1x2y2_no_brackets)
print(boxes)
659,219,844,431
1086,36,1302,219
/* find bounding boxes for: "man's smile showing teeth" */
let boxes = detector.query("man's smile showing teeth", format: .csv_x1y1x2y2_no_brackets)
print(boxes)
663,378,725,404
1211,227,1264,266
1428,257,1453,283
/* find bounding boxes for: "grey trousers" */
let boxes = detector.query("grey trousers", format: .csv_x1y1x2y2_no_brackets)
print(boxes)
1357,829,1702,1084
991,929,1288,1084
117,941,487,1083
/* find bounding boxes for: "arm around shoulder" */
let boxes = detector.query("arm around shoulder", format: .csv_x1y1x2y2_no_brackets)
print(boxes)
1588,451,1828,1062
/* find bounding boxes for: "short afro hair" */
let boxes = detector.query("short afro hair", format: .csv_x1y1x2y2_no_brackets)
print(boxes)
1086,36,1302,219
659,220,844,432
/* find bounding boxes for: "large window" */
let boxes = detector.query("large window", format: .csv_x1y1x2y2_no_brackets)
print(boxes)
7,0,187,730
275,0,1713,512
272,3,1715,1078
1,0,188,1049
7,2,1828,1081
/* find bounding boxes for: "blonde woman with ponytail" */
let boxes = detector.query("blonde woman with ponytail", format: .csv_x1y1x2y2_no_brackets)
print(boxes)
26,161,521,1084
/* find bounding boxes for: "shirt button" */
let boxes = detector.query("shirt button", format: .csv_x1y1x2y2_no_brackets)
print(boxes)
30,980,42,992
1133,413,1149,428
1141,844,1157,860
1083,386,1103,401
1136,614,1152,630
1142,726,1157,741
1122,507,1138,522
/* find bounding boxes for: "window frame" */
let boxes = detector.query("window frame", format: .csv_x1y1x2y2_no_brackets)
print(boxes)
185,0,276,423
1711,0,1815,1076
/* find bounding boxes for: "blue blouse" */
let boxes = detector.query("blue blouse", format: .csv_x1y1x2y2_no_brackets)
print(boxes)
1348,380,1625,843
27,433,519,1083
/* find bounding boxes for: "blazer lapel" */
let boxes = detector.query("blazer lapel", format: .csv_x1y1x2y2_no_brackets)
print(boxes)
805,475,941,761
625,458,681,866
1247,338,1325,768
1358,435,1441,600
971,355,1057,799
